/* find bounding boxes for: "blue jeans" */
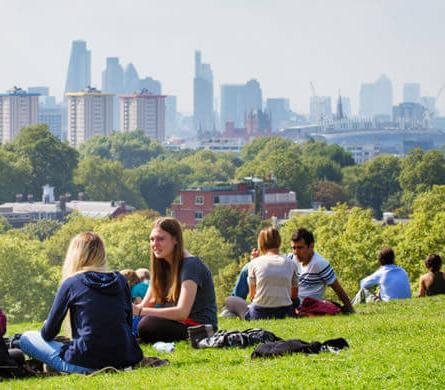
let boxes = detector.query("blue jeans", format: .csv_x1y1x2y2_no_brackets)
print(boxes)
246,304,295,320
19,331,94,374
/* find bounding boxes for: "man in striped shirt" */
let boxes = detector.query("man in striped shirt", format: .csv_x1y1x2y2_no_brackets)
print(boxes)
290,228,354,313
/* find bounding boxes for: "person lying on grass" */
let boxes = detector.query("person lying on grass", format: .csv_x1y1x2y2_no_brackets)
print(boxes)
419,254,445,297
20,232,143,374
226,227,299,320
133,217,218,343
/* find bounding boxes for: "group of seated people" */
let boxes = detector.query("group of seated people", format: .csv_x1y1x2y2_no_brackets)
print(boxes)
2,218,444,375
120,267,150,303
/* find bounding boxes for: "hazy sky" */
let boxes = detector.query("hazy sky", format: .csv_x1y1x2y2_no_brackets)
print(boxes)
1,0,444,114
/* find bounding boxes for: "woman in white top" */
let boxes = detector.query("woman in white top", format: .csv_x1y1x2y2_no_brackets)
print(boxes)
226,227,298,320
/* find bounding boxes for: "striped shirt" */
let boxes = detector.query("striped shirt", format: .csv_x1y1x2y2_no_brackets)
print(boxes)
289,252,337,300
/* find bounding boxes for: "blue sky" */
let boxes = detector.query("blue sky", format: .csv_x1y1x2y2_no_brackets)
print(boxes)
1,0,444,114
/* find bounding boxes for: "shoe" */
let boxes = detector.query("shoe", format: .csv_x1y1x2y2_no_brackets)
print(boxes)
187,324,214,349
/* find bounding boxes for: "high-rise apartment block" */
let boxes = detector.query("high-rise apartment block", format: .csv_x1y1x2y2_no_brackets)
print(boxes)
120,89,166,141
65,40,91,94
165,96,178,135
66,87,113,147
0,87,39,143
193,51,214,136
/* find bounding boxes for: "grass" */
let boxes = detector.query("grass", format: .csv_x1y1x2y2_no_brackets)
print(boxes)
2,296,445,389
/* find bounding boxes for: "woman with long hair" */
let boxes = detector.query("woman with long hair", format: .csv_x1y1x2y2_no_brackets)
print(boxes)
419,254,445,296
19,232,143,373
226,227,298,320
134,217,217,343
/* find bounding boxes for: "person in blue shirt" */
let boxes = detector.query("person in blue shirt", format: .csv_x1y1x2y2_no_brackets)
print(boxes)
357,247,411,302
19,232,143,373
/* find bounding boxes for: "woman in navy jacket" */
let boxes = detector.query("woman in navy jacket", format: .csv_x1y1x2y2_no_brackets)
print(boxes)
20,232,143,373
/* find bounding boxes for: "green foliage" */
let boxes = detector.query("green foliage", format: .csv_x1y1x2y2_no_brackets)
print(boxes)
133,158,192,214
281,205,384,296
183,226,235,275
44,214,98,266
74,156,146,209
96,213,157,271
11,125,79,197
0,236,57,322
181,150,237,185
343,155,401,217
79,130,164,168
0,215,12,232
304,156,343,183
213,253,249,308
312,180,348,209
301,140,355,167
0,147,32,203
21,219,63,241
198,206,261,258
240,136,296,162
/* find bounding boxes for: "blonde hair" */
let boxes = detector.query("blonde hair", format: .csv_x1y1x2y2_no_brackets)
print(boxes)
62,232,108,281
121,269,139,287
150,217,184,304
135,268,150,281
258,227,281,255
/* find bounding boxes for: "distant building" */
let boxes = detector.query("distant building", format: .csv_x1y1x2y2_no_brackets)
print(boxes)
124,63,140,93
139,77,161,95
393,102,427,129
266,98,290,132
403,83,421,103
120,89,166,141
359,75,393,119
66,87,114,147
0,87,39,143
171,182,297,227
345,144,380,164
193,51,214,137
165,96,178,135
65,40,91,94
310,96,332,123
420,96,436,114
245,109,271,136
102,57,124,131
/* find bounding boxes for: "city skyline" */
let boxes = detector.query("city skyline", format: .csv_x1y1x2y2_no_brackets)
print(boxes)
1,0,444,114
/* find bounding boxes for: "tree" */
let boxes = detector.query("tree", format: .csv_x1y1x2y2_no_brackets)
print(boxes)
183,227,234,275
301,140,355,167
12,125,79,197
79,130,164,168
74,156,146,209
198,206,261,258
0,147,32,203
304,156,343,183
0,236,57,322
343,155,401,217
240,136,296,162
21,219,63,241
312,181,348,209
133,158,192,214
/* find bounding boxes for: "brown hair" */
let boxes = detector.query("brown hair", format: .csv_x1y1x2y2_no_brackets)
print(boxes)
150,217,185,304
258,227,281,254
425,254,442,273
379,247,395,265
120,269,139,287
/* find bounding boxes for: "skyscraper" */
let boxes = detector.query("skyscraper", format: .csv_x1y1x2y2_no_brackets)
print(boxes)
220,79,263,129
359,75,393,118
310,96,332,123
139,77,161,95
0,87,39,143
193,50,214,136
403,83,421,103
102,57,124,131
120,89,166,141
64,40,91,94
124,63,140,93
66,87,113,147
266,98,290,132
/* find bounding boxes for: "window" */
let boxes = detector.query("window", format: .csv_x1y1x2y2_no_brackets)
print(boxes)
195,195,204,205
214,195,220,204
194,211,203,220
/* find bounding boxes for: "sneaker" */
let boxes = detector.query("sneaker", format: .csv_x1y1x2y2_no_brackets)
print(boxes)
187,324,214,349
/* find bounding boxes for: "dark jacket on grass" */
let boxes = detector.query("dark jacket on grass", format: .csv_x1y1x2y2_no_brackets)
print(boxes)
41,271,143,369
